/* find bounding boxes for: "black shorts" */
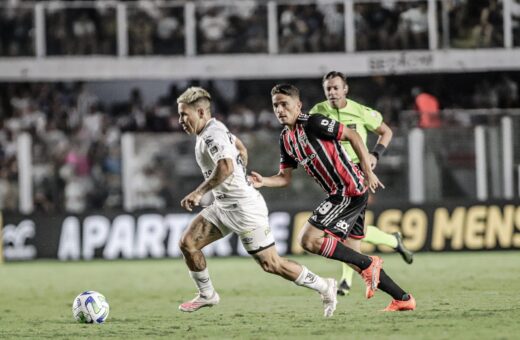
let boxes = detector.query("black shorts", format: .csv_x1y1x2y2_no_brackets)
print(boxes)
308,192,368,241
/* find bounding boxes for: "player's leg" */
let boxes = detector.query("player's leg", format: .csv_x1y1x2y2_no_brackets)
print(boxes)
337,208,369,296
364,226,414,264
336,220,366,296
300,194,415,308
298,222,372,272
250,245,337,317
348,221,415,309
338,263,354,296
178,210,225,312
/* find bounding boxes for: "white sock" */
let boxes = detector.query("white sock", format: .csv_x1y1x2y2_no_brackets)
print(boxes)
294,266,329,294
189,268,215,297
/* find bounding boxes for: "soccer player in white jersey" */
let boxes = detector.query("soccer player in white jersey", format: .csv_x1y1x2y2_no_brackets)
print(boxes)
176,86,338,317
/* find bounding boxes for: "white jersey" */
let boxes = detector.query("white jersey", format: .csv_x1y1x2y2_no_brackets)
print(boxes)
195,118,259,209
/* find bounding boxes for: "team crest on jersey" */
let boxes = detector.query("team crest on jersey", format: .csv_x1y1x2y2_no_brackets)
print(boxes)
209,145,219,155
298,131,309,144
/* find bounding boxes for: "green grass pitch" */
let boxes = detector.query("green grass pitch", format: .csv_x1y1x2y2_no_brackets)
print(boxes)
0,252,519,339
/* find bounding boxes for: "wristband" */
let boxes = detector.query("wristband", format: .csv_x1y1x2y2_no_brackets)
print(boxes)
371,143,386,160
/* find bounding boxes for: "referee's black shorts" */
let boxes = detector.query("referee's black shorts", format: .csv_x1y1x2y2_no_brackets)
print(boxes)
307,191,368,241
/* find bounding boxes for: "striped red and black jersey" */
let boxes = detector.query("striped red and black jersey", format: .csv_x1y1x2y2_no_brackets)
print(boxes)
279,113,367,197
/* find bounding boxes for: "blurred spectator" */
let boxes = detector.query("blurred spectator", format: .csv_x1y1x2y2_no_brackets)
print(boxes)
412,87,441,128
279,5,327,53
317,3,344,51
198,7,230,54
46,4,116,55
129,11,154,55
0,4,34,56
450,0,503,48
155,8,184,54
73,13,97,54
397,3,428,49
355,2,400,51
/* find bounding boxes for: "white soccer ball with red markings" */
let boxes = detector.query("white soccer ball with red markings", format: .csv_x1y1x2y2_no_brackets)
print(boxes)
72,291,110,324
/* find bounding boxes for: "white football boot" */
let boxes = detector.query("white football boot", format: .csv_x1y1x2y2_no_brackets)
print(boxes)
179,291,220,312
321,278,338,317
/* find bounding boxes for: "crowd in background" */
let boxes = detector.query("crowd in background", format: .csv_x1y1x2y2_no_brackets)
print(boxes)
1,0,520,213
2,0,520,56
0,72,519,213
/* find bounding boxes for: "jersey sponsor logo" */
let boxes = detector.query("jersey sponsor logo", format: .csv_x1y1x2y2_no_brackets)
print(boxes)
209,145,219,155
327,120,336,133
334,220,350,232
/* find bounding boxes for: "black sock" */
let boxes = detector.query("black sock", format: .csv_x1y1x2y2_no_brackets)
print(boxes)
319,237,372,270
378,269,408,300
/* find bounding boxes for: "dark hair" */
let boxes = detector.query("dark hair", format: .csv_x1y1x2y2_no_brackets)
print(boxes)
271,84,300,98
322,71,347,85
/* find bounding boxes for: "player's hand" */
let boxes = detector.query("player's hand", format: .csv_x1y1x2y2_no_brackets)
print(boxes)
365,171,385,194
181,190,203,211
369,153,378,170
247,171,264,188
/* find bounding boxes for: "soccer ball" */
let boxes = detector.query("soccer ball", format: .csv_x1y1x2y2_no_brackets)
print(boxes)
72,291,110,324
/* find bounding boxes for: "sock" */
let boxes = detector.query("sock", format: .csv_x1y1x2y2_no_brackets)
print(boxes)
378,269,407,300
364,226,398,248
189,268,215,296
319,237,372,270
294,265,329,294
341,263,354,287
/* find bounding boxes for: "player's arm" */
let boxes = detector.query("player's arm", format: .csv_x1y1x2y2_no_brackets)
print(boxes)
340,126,385,193
369,122,393,169
249,167,293,188
249,135,296,189
234,136,248,167
181,158,234,211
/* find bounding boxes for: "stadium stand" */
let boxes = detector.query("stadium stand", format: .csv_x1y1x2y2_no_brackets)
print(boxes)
0,0,519,213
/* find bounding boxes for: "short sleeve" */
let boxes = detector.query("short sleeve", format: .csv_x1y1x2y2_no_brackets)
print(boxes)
203,129,235,163
306,114,344,140
362,107,384,132
279,136,298,169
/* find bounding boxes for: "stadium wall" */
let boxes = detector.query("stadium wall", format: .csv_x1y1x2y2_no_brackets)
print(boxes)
2,201,520,261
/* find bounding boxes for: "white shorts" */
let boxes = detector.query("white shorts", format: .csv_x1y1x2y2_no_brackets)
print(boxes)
200,195,275,254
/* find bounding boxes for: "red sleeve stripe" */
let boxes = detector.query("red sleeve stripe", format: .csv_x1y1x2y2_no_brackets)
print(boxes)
336,123,344,140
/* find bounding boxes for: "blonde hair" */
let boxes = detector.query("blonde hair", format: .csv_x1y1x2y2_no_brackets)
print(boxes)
177,87,212,106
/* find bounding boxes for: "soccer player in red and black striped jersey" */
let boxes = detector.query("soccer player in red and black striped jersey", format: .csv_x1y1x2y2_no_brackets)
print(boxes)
249,84,416,311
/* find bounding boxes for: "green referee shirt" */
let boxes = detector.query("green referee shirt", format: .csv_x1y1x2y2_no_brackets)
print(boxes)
309,99,383,164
